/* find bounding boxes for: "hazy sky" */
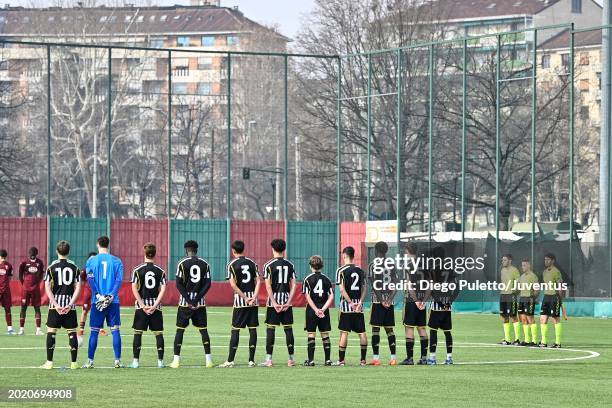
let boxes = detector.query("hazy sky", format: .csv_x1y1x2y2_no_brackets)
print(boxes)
13,1,317,39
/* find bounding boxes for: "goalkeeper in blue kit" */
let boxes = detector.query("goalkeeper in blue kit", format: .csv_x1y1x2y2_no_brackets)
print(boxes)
82,236,125,368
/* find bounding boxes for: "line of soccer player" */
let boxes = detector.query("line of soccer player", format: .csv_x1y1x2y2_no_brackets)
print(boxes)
1,236,465,368
498,253,565,348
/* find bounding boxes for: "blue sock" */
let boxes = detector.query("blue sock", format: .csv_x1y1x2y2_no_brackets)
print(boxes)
88,330,99,360
112,329,122,360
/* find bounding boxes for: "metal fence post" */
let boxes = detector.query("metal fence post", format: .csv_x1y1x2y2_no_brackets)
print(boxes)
336,57,342,267
284,55,289,221
569,24,575,281
167,50,173,273
461,39,467,246
367,54,372,220
397,49,403,246
495,34,501,274
226,53,232,261
531,29,537,265
107,47,112,236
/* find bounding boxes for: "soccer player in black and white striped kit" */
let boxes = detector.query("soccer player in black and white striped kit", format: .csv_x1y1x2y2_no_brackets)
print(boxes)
260,239,297,367
219,240,261,368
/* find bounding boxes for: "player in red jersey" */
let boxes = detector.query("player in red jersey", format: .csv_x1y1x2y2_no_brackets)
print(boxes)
18,247,45,335
0,249,15,335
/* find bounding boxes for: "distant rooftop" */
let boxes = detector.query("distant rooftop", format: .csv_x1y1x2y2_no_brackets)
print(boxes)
540,28,603,50
421,0,561,21
0,4,288,41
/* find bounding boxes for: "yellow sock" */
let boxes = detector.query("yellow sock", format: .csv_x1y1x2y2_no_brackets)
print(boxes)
530,324,538,343
555,323,563,345
513,322,521,341
522,324,531,343
503,323,511,342
541,323,549,345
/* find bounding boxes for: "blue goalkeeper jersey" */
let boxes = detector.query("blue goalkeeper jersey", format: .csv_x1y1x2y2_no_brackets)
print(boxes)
86,253,124,304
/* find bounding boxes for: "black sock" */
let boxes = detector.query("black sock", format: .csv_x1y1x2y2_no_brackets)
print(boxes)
420,336,429,359
307,337,315,362
133,332,142,360
156,333,164,360
322,336,331,361
46,332,55,362
360,343,367,361
173,329,184,356
228,329,240,362
199,329,211,355
248,328,257,362
339,346,346,361
284,327,294,356
430,330,438,354
387,331,396,355
68,331,78,363
406,337,415,359
444,331,453,354
372,329,380,356
266,327,275,355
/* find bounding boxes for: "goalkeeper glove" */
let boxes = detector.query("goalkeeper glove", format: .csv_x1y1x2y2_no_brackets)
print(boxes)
95,294,107,311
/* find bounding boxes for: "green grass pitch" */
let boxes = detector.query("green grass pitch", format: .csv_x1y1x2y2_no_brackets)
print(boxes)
0,307,610,407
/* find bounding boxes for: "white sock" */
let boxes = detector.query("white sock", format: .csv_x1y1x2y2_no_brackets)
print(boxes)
205,354,212,363
173,355,180,362
430,353,436,360
7,326,13,331
266,354,272,361
289,354,294,360
391,354,396,360
373,354,379,360
447,353,452,359
133,358,139,364
158,359,163,364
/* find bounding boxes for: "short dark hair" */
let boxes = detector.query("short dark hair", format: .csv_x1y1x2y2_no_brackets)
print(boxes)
522,259,531,264
97,236,110,248
56,241,70,256
309,255,323,271
28,247,38,257
271,238,286,253
405,242,417,256
342,246,355,259
144,243,156,259
544,253,556,261
502,254,513,260
232,240,245,254
374,241,388,257
0,249,7,258
184,240,198,254
88,252,97,258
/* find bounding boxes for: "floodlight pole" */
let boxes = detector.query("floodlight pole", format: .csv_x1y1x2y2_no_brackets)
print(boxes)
531,29,537,265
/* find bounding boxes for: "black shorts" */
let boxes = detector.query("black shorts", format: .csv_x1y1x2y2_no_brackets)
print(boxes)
232,307,259,329
403,302,427,327
540,295,562,318
265,307,294,326
518,297,536,316
47,309,78,330
428,310,452,331
369,303,395,328
133,309,164,332
176,306,208,329
338,312,366,333
499,294,518,317
304,307,331,333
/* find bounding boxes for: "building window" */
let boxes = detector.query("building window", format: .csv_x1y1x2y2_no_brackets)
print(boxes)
0,60,7,70
177,36,190,47
172,83,188,95
227,35,239,46
197,82,212,95
160,15,168,22
597,72,602,89
541,54,551,69
579,78,589,92
197,57,213,70
579,52,589,65
201,36,215,46
173,58,190,76
571,0,582,14
580,106,589,120
561,54,570,70
149,38,165,48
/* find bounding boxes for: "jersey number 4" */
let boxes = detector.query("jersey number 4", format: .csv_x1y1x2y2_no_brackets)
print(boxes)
313,279,324,297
